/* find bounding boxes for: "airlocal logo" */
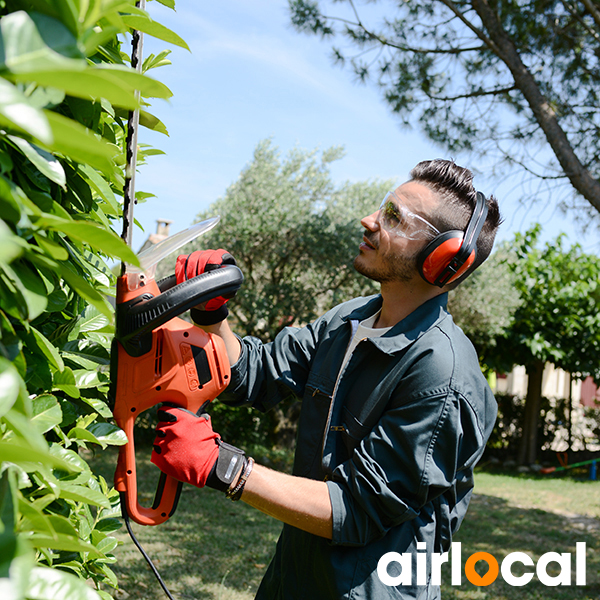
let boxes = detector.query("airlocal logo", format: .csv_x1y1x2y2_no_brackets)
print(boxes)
377,542,587,587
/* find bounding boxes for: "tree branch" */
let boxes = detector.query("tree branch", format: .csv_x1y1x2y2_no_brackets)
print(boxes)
470,0,600,212
426,84,517,101
580,0,600,30
322,9,487,54
560,0,600,42
436,0,500,53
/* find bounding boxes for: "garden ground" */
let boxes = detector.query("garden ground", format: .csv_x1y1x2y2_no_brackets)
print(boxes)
88,448,599,600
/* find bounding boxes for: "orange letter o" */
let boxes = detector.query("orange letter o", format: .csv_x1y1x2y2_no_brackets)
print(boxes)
465,552,499,586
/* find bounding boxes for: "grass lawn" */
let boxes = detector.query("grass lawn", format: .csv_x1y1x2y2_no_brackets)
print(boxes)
88,448,599,600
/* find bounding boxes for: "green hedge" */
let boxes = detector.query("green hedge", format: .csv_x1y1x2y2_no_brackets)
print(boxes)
0,1,186,598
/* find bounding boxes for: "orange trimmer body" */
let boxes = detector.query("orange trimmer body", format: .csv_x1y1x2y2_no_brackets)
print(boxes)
111,267,243,525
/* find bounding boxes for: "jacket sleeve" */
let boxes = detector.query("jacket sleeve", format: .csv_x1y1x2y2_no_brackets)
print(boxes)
326,386,490,547
218,315,329,412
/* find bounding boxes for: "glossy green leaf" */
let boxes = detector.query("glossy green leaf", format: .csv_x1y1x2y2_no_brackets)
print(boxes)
34,214,139,265
139,108,168,134
0,222,23,264
32,233,69,261
0,225,19,269
0,12,82,73
122,14,189,50
2,408,49,454
79,164,119,212
0,79,52,143
67,426,98,445
79,396,112,418
26,567,104,600
59,483,111,508
95,562,118,587
30,328,64,372
77,305,110,333
94,518,121,534
48,444,89,475
0,439,76,472
7,135,66,188
61,340,110,369
87,422,127,447
58,264,113,320
25,85,66,109
0,261,48,321
0,469,17,534
0,175,21,224
95,534,118,554
26,534,103,557
18,497,54,534
52,367,80,399
0,536,33,600
0,358,20,418
0,471,32,600
31,394,63,435
43,110,116,174
17,69,140,109
95,63,173,98
142,49,172,72
46,514,79,538
72,369,105,389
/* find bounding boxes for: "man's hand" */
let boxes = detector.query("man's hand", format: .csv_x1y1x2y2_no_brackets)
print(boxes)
175,249,237,324
151,405,245,491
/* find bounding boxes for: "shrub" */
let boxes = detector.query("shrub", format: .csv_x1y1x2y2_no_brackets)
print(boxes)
0,1,186,597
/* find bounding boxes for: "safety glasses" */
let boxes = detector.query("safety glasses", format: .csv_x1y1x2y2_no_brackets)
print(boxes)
377,191,440,240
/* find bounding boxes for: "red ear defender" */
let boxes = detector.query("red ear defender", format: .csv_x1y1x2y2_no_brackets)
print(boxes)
417,191,488,288
418,232,476,286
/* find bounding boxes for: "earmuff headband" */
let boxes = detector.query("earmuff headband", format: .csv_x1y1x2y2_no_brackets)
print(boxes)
437,191,488,284
417,190,489,287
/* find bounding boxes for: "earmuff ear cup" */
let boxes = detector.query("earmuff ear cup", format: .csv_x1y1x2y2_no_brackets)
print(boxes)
417,231,476,286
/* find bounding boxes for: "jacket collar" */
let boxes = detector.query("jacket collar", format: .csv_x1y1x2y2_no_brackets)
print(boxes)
342,293,449,355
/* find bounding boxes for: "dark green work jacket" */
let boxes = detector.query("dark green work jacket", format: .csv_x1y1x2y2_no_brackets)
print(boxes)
221,293,497,599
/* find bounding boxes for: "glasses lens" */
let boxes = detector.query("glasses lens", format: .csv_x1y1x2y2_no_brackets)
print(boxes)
377,192,439,240
380,200,406,232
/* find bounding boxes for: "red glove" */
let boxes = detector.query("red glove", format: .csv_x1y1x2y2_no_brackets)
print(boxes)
151,406,245,491
175,249,237,325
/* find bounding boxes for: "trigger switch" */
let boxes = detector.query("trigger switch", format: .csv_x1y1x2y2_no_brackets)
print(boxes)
190,346,212,388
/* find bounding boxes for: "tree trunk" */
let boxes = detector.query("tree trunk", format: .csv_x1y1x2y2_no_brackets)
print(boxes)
517,359,545,465
469,0,600,213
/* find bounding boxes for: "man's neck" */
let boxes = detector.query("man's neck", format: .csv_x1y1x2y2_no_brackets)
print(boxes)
374,279,445,329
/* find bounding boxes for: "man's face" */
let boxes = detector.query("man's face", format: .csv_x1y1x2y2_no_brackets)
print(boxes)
354,181,439,284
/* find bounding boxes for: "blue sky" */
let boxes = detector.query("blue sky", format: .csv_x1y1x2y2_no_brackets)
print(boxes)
130,1,595,254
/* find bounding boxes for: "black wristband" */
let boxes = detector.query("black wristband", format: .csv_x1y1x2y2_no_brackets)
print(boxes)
205,440,245,492
190,305,229,326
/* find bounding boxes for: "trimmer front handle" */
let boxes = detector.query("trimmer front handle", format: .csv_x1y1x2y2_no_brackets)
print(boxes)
112,265,243,525
117,266,243,356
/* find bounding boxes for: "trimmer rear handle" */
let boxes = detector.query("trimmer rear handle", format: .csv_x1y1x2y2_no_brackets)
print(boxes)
117,265,243,356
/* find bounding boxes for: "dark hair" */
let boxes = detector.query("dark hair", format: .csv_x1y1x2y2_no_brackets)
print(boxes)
409,159,502,283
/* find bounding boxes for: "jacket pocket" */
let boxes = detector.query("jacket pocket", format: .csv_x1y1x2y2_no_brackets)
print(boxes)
340,407,371,455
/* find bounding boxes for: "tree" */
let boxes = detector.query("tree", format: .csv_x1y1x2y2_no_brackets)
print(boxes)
486,226,600,464
289,0,600,218
183,139,386,342
160,139,387,448
0,1,185,597
448,244,522,365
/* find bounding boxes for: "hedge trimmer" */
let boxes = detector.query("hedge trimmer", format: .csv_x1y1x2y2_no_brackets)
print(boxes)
109,5,243,597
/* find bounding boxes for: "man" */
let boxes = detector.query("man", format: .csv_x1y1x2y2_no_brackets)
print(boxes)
151,159,502,599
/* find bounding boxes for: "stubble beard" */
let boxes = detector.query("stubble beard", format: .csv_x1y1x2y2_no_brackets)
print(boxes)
353,247,419,284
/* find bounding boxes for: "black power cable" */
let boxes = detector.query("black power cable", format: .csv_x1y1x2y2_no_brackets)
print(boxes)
120,493,177,600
